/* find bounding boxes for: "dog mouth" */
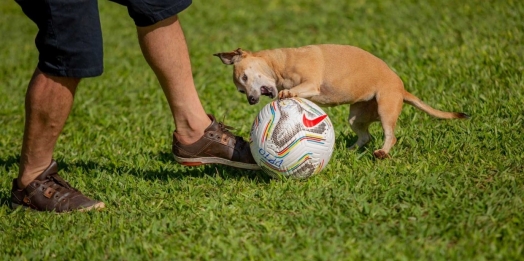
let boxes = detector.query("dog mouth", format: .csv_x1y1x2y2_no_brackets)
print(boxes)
260,86,275,98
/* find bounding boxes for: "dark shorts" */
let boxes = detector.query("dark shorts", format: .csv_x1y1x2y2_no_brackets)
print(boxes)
15,0,192,78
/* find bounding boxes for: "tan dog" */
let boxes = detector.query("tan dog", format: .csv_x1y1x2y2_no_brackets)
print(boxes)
214,44,467,159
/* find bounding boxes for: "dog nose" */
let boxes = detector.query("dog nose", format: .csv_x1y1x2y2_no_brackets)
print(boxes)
248,95,259,105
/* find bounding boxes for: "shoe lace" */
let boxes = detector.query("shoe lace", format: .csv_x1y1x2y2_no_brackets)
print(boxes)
218,122,235,133
220,121,253,150
217,121,249,148
43,173,79,193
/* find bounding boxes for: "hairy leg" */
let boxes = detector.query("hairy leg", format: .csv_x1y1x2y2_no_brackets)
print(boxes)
136,15,210,145
18,69,80,188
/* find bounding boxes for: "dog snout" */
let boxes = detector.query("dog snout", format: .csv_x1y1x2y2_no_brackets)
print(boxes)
248,95,259,105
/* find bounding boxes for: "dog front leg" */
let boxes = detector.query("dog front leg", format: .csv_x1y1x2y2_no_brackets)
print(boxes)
278,82,321,99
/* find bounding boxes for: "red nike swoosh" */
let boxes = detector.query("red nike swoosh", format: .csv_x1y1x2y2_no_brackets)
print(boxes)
302,113,328,128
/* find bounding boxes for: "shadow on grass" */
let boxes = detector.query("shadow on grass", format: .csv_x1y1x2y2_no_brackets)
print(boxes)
0,152,269,182
53,152,271,183
0,152,270,209
0,193,10,208
0,155,20,208
0,154,20,170
338,132,369,153
0,190,11,209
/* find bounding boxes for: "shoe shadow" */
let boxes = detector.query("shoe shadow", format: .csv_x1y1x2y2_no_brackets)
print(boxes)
0,154,20,170
150,151,270,182
0,155,20,208
55,152,270,183
0,194,10,208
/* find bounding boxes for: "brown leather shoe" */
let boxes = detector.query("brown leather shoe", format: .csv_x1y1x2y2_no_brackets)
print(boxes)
173,114,260,170
11,160,105,212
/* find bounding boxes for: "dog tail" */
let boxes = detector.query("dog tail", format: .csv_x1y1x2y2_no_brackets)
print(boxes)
403,91,469,119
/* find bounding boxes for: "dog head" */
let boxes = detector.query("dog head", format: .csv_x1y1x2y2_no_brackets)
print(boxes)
214,48,278,105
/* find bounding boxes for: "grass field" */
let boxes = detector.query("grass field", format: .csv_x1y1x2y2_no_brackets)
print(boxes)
1,0,523,260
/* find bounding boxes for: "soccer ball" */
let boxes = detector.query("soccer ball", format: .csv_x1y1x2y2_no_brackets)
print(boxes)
249,97,335,179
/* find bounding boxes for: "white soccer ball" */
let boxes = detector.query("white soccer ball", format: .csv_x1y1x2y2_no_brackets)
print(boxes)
249,97,335,179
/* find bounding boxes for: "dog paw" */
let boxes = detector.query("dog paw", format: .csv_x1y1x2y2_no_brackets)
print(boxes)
373,149,390,159
278,90,296,99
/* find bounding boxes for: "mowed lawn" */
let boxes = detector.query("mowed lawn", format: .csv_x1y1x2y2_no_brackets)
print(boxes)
1,0,523,260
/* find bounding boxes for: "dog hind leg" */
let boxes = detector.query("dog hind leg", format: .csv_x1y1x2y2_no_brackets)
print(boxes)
374,92,403,159
348,100,379,150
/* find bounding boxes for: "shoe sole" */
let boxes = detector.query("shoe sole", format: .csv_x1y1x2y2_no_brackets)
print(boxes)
12,201,106,213
173,154,261,170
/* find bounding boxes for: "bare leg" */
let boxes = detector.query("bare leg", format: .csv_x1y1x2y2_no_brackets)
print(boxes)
17,69,80,188
136,15,210,145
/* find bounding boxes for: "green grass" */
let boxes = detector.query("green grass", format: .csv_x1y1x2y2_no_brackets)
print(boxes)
1,0,523,260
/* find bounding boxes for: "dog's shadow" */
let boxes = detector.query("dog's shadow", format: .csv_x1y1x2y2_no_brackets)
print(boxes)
338,132,368,152
0,153,270,208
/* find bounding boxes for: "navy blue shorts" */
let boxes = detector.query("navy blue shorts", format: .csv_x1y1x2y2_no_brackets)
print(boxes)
15,0,192,78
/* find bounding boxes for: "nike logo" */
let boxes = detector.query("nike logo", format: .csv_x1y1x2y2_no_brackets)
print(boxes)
302,113,328,128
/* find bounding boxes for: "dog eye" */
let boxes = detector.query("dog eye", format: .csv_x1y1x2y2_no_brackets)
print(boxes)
238,89,246,93
242,74,248,82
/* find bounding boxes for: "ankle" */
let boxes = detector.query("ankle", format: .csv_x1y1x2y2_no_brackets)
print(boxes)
18,164,49,189
174,130,205,145
174,115,212,145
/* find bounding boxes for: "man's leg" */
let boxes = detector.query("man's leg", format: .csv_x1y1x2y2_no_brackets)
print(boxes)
17,69,79,188
12,69,104,212
16,0,103,189
136,15,210,145
135,15,259,169
12,0,105,212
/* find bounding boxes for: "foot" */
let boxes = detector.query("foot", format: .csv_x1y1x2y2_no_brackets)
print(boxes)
11,160,105,212
278,90,297,99
373,149,390,159
172,114,260,170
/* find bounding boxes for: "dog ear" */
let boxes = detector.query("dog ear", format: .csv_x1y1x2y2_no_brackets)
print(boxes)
213,48,247,65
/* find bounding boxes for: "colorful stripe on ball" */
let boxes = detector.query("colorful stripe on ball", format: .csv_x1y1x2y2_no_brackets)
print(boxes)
314,159,325,174
296,98,324,116
276,134,327,157
260,152,313,172
261,101,278,143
